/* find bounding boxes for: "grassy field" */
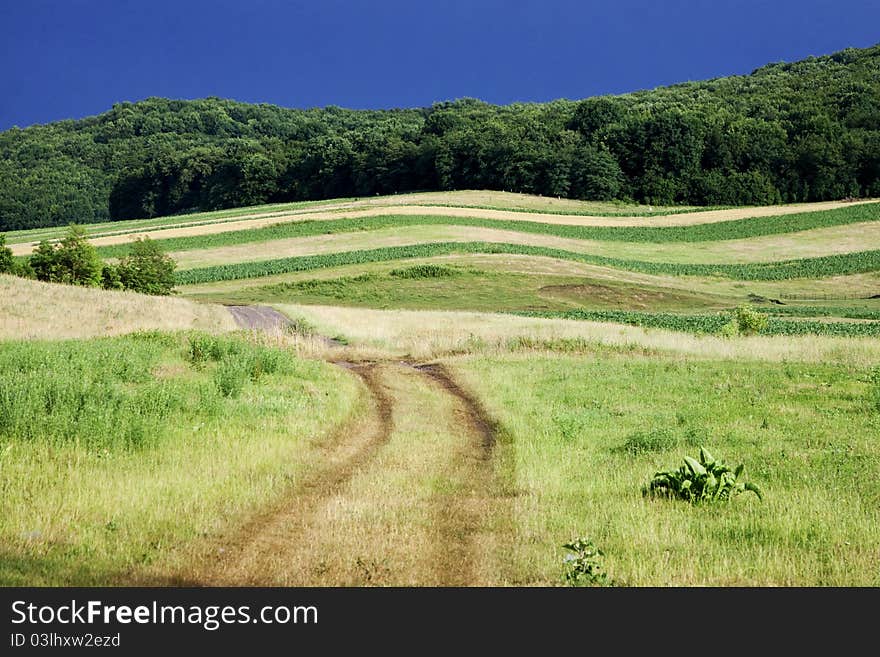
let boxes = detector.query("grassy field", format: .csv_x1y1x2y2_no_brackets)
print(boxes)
2,191,879,587
0,331,359,585
449,352,880,585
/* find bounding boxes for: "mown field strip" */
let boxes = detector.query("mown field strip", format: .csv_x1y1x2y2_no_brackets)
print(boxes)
90,203,880,260
175,241,880,285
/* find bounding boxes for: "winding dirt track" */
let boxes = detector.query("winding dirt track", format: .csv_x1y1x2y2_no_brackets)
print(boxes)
158,305,503,586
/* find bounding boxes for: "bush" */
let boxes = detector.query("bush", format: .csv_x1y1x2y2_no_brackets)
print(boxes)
733,304,768,335
29,225,103,286
117,236,176,295
101,263,123,290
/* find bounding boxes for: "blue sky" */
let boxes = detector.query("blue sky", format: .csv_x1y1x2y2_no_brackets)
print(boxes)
1,0,878,130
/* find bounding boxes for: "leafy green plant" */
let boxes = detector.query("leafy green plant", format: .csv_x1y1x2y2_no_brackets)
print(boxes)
515,309,880,338
0,234,14,274
117,236,177,295
389,264,459,278
186,334,222,368
561,537,610,586
643,447,763,503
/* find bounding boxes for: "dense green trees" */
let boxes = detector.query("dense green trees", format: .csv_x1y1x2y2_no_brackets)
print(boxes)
1,45,879,231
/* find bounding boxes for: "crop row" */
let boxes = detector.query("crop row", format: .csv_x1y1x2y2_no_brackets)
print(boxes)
97,203,880,259
174,241,880,285
510,309,880,338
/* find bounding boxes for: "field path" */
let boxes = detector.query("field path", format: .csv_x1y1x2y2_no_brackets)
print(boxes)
226,304,292,330
161,306,507,586
174,360,503,586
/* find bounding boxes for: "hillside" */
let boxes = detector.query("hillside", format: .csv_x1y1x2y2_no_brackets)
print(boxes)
1,44,879,232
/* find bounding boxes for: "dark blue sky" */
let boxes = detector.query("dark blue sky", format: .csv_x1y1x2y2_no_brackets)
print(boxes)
1,0,878,130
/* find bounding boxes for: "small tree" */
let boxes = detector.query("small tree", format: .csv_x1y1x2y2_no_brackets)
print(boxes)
29,240,61,282
54,225,103,286
29,225,102,286
117,236,176,295
0,234,14,274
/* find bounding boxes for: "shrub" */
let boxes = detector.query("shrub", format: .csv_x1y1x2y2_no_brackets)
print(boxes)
101,263,123,290
643,447,763,503
733,305,768,335
29,225,103,286
719,318,740,337
117,236,176,295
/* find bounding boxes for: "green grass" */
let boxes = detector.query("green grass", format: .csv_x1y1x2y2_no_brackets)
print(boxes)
201,265,735,313
174,241,880,285
92,203,880,260
451,354,880,585
0,331,359,585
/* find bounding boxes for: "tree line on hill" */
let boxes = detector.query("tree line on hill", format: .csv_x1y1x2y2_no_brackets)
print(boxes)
1,45,878,232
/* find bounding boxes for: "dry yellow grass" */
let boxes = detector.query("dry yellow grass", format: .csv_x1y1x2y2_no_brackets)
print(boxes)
0,274,237,340
276,302,880,366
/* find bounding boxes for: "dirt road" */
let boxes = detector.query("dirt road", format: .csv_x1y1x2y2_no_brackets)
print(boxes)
226,304,292,330
153,306,507,586
170,360,504,586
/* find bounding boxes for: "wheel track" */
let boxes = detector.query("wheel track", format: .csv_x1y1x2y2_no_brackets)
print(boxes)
153,361,393,586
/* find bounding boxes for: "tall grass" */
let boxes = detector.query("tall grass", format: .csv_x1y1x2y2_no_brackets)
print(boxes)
0,331,358,585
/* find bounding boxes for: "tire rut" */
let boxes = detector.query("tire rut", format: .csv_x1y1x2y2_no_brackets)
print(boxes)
403,361,499,585
162,361,393,586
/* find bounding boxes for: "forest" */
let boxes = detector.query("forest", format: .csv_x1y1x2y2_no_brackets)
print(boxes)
0,44,878,231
